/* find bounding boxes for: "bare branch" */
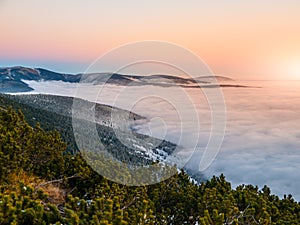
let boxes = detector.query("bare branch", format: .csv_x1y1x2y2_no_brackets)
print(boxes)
34,174,79,191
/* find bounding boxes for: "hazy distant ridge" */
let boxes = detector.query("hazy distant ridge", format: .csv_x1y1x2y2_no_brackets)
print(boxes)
0,66,237,93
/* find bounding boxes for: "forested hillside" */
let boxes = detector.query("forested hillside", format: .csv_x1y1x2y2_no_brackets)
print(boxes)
0,102,300,224
0,94,176,165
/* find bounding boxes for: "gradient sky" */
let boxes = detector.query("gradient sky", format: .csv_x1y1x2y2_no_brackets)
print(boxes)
1,0,300,80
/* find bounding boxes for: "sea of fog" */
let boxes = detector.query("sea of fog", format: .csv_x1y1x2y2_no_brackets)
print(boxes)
23,80,300,200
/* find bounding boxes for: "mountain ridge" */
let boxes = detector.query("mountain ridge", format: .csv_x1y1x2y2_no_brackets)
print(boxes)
0,66,238,93
0,93,180,167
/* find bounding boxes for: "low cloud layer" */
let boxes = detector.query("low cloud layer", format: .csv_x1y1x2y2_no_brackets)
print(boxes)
24,80,300,200
204,81,300,199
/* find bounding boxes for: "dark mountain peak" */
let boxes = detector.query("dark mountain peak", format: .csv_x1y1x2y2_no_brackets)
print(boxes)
35,68,81,82
0,66,242,93
0,66,81,83
0,66,41,82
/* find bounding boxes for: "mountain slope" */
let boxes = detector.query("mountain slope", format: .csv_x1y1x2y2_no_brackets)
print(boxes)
0,107,299,224
0,66,238,93
0,94,177,166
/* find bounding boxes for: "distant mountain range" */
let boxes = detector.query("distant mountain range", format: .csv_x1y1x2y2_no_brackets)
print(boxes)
0,67,80,92
0,66,250,93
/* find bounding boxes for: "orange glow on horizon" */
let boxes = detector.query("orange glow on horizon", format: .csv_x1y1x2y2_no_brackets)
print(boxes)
1,1,300,79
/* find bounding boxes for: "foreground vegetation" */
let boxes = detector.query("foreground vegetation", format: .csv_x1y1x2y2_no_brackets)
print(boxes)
0,105,299,224
0,94,177,165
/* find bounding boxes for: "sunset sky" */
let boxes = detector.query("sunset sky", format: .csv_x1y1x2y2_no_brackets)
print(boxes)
1,0,300,80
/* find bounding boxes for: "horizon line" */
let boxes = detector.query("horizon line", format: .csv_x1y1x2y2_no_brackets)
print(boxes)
1,65,300,81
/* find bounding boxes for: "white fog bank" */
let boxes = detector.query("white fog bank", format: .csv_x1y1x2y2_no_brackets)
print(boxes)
22,80,300,200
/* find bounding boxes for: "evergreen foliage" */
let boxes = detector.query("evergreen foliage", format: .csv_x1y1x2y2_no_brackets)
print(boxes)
0,103,299,224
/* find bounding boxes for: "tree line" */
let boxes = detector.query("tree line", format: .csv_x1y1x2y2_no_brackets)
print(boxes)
0,98,299,224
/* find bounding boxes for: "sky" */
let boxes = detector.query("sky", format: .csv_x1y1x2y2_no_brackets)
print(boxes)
1,0,300,80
